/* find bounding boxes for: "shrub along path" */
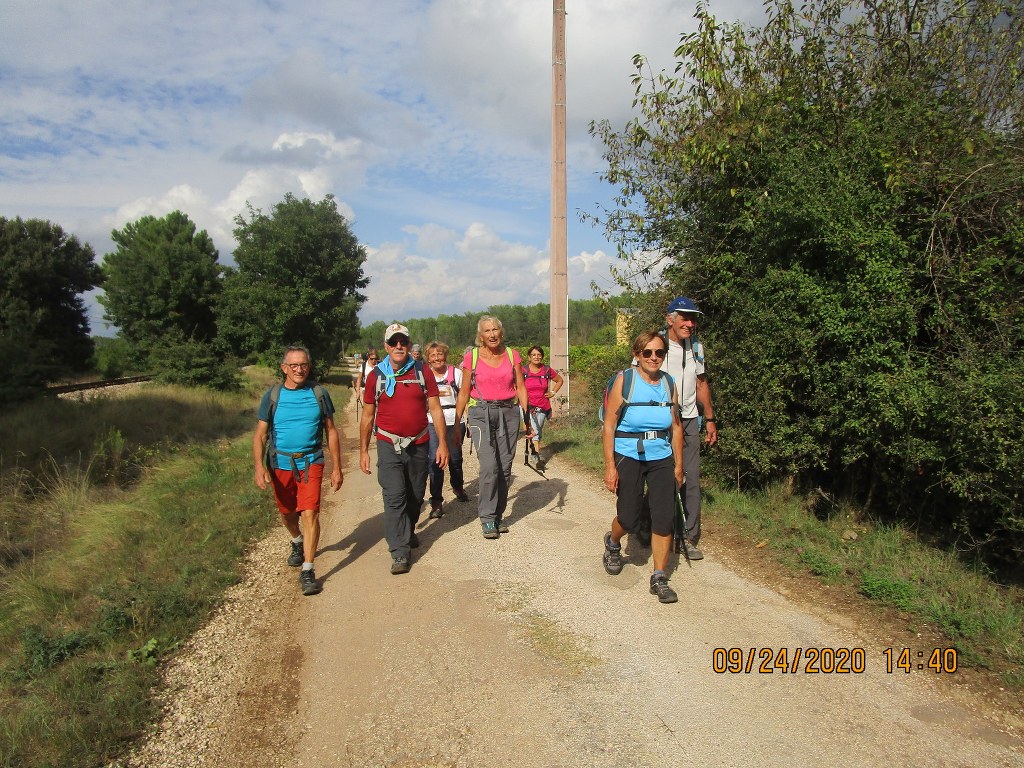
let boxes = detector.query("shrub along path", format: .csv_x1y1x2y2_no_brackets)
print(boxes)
115,399,1024,768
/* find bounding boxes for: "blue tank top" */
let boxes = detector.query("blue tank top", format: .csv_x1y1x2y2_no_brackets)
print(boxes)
613,374,674,461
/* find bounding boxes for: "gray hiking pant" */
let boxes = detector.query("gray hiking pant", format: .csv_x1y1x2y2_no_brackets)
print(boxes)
376,439,428,560
468,403,521,526
683,417,702,544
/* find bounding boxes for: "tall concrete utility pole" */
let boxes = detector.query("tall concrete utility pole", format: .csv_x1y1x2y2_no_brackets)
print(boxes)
550,0,569,411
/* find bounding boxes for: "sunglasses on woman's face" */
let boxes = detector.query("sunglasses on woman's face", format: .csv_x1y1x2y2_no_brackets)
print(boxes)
640,348,667,359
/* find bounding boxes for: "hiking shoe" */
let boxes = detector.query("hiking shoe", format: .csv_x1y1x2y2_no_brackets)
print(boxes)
482,521,499,539
454,489,469,502
428,501,444,519
603,533,623,575
682,540,703,560
287,540,303,567
497,519,510,533
649,574,678,604
300,569,322,596
390,557,410,575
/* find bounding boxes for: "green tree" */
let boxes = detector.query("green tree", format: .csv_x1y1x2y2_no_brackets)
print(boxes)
359,299,620,353
591,0,1023,565
0,217,103,401
100,211,222,365
220,194,368,371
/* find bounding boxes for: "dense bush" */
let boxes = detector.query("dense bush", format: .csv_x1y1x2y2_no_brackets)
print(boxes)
591,0,1023,568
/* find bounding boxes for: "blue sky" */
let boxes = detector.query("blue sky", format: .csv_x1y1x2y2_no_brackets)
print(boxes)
0,0,763,330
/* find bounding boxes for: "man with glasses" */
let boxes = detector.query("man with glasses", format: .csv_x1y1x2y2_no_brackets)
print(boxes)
359,323,449,575
661,297,718,560
253,345,343,596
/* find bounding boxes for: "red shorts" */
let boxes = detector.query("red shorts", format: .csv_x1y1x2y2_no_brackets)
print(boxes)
270,463,324,515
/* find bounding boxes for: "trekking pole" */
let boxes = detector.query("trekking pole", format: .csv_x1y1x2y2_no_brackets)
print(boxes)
522,430,546,478
674,487,690,566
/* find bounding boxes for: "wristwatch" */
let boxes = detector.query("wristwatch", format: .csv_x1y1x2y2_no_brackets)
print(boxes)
705,417,716,423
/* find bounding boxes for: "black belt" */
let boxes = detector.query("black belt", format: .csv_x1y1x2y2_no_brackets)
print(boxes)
479,398,517,408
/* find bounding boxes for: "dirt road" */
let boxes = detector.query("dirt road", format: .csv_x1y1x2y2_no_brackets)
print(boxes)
119,399,1024,768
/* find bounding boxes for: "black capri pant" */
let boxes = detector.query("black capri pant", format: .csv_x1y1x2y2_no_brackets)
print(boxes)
614,453,676,536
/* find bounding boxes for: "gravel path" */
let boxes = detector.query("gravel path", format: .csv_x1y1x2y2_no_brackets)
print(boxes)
115,399,1024,768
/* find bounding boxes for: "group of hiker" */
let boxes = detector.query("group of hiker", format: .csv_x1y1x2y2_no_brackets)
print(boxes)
251,297,716,604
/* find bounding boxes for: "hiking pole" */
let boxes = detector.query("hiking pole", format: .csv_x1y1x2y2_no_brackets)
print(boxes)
674,487,690,566
524,436,548,479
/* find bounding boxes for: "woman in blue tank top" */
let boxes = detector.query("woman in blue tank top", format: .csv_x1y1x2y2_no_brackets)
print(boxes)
601,329,684,604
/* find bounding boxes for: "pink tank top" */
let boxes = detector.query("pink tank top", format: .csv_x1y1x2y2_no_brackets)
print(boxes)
463,348,520,401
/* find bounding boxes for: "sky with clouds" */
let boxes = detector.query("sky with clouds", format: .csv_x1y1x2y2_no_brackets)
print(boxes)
0,0,765,331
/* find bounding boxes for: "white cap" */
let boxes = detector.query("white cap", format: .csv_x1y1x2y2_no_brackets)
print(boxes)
384,323,410,344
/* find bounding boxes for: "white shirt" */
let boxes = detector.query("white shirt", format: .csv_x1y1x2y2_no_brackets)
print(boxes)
427,365,463,426
661,336,704,420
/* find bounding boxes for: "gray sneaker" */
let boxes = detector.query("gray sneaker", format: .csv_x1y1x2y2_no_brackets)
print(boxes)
299,568,321,596
288,540,303,567
649,574,678,604
390,557,410,575
683,540,704,560
603,533,623,575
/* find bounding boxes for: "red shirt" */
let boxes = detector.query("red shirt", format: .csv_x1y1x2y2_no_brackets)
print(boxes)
363,364,439,445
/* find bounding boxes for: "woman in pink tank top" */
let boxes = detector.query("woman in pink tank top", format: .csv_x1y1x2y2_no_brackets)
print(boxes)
454,315,532,539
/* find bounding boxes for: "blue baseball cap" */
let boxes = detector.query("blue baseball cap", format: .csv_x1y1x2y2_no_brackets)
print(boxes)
667,296,703,315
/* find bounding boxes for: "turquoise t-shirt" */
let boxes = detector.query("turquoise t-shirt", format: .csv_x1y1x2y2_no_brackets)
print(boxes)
258,385,333,470
613,374,674,462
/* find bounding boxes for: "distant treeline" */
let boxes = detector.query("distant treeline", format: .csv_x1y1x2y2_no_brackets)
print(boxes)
354,297,629,356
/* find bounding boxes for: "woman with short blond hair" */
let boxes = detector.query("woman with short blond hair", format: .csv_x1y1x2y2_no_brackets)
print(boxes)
455,316,532,539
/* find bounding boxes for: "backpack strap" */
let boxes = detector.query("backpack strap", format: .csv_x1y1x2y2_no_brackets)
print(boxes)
469,347,515,406
264,381,330,479
441,364,460,408
374,361,428,405
614,369,675,455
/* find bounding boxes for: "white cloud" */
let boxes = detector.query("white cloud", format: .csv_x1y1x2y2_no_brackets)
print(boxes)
357,221,618,322
0,0,769,333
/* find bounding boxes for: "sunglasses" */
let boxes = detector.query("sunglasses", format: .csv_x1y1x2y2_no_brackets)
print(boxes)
640,348,667,359
387,336,410,347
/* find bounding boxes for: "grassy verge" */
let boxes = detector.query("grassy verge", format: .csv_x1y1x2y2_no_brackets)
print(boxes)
545,390,1024,691
0,371,350,768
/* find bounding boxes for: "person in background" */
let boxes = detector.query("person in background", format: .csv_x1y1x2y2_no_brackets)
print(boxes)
354,348,379,393
253,345,343,596
522,345,563,468
360,324,448,575
454,316,532,539
601,330,684,604
660,296,718,560
425,341,469,518
410,343,422,361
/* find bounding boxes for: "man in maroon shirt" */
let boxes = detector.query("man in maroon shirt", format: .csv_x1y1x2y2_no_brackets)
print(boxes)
360,323,449,574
